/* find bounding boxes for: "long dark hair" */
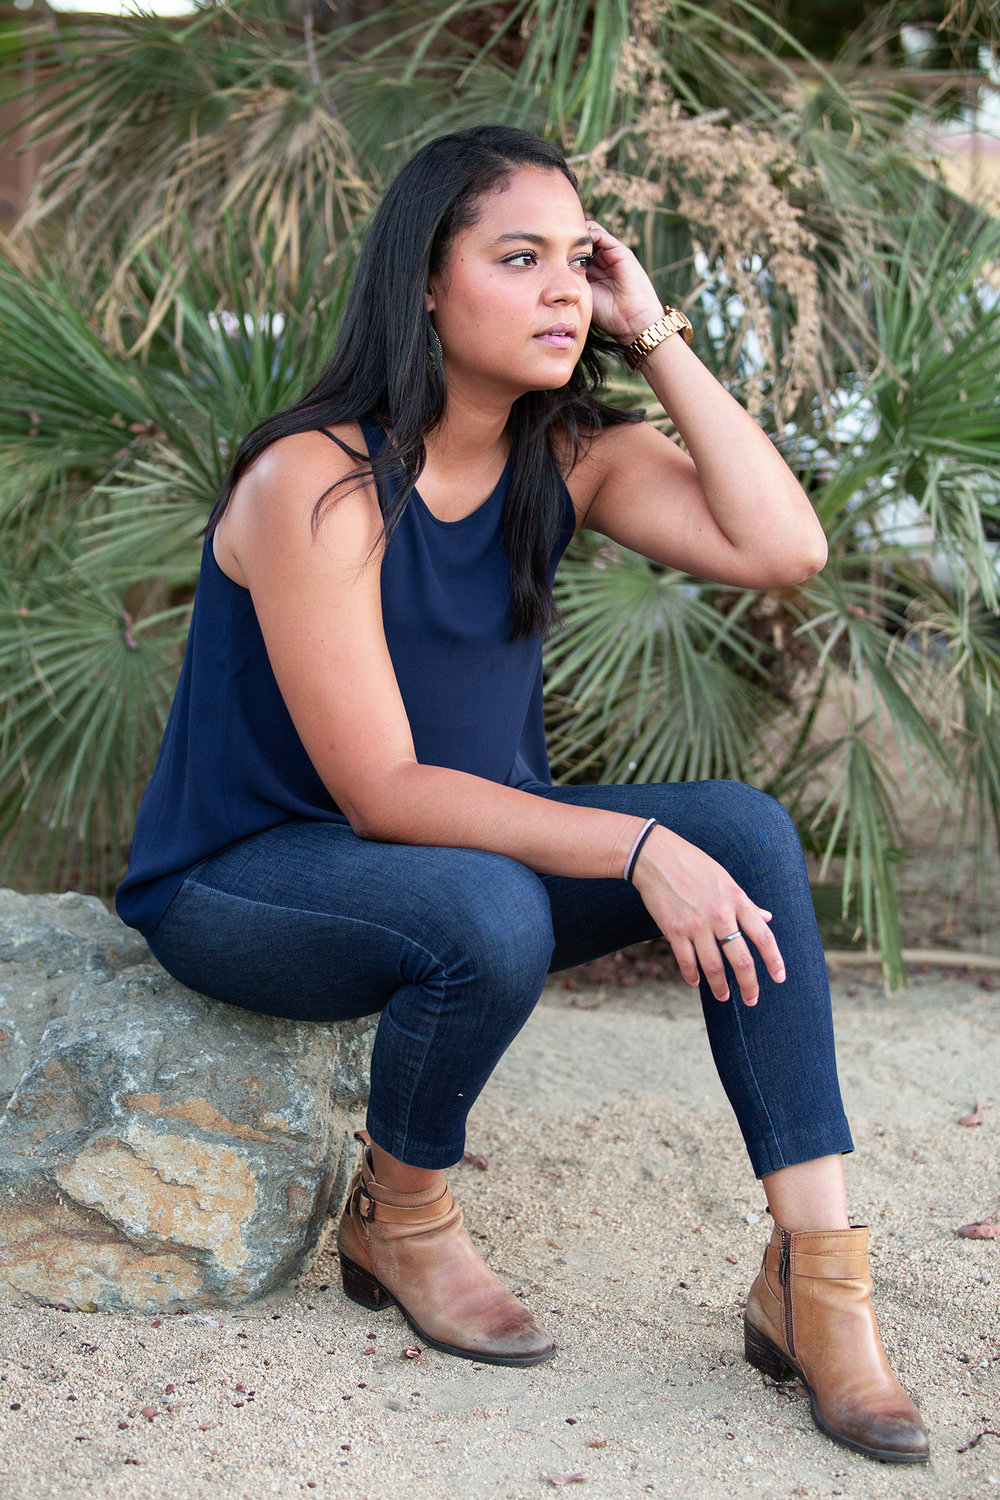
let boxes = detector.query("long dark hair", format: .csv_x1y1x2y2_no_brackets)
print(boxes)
212,124,640,638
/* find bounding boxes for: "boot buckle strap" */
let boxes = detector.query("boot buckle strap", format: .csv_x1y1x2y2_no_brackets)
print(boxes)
355,1188,455,1226
792,1249,869,1279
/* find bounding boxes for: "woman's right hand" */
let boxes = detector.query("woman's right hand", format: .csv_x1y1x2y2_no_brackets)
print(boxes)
629,826,785,1006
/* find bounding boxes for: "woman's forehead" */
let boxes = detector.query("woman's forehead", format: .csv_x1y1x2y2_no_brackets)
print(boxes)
470,167,587,237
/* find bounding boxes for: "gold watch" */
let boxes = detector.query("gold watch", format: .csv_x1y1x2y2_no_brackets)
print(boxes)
621,306,693,370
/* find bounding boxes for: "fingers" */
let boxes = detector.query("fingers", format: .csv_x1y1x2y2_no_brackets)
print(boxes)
738,907,786,989
585,218,616,247
632,831,788,1007
671,906,787,1008
669,935,702,993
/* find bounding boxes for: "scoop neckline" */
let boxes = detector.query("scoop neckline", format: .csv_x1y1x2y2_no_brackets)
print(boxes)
360,419,511,530
411,449,513,529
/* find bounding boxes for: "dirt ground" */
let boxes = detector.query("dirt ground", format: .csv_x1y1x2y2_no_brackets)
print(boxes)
1,943,998,1500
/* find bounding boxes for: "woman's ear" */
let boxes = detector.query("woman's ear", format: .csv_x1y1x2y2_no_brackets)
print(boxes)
424,286,436,313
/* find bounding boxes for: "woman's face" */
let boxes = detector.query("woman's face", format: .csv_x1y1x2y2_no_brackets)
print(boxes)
426,166,594,404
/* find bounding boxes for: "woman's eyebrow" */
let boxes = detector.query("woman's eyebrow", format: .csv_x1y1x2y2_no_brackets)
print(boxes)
494,231,594,248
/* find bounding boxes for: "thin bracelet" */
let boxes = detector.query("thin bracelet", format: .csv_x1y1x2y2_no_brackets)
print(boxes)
624,817,657,883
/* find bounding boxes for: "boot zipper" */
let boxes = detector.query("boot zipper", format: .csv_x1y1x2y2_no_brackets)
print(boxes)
778,1229,795,1359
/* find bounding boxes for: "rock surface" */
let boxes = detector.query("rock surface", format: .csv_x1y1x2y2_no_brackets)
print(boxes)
0,891,374,1313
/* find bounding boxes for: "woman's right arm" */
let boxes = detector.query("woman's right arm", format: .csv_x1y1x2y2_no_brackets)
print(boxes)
217,429,783,1005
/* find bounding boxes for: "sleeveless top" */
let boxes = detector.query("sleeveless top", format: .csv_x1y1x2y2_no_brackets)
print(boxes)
115,420,577,936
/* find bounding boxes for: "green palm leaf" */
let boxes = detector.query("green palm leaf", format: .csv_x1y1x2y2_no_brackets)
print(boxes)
546,541,779,786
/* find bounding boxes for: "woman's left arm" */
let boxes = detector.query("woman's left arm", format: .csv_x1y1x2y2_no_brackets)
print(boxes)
578,220,827,589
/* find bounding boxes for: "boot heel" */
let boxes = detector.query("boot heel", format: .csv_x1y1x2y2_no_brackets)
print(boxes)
340,1253,393,1311
744,1319,795,1381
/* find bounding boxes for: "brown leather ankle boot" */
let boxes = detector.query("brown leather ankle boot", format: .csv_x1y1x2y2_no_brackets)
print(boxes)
336,1133,555,1367
744,1223,929,1463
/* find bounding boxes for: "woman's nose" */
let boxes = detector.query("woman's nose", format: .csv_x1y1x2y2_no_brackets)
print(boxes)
544,269,583,304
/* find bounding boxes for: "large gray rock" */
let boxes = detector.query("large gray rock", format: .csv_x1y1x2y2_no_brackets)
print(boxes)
0,892,374,1313
0,890,150,1107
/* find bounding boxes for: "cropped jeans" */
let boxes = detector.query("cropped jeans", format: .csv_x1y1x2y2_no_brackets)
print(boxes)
148,779,853,1176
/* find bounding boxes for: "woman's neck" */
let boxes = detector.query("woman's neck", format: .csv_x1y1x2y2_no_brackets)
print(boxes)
424,386,511,470
416,398,512,522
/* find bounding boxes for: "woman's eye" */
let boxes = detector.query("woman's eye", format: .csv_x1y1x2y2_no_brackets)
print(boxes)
503,250,595,270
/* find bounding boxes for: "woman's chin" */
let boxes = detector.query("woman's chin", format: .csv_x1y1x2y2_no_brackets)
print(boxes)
521,362,580,394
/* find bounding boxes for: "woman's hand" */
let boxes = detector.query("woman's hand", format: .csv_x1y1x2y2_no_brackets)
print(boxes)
572,220,829,591
585,219,664,345
630,826,786,1006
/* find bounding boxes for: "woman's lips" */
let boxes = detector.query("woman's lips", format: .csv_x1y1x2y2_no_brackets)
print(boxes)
534,327,576,348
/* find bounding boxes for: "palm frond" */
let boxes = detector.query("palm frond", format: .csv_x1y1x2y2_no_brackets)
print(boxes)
546,541,780,786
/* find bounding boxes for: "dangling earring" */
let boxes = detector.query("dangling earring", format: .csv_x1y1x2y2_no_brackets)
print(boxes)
427,320,444,371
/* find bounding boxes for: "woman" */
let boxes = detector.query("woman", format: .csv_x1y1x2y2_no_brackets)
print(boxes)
116,125,928,1464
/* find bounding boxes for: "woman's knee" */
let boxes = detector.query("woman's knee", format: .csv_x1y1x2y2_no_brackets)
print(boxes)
697,782,807,895
429,853,555,996
640,779,804,883
712,781,800,849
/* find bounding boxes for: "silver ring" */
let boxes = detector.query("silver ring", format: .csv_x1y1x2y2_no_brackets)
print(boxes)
718,930,742,946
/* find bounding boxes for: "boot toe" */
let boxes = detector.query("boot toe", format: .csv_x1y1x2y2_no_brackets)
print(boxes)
483,1311,556,1363
860,1414,929,1461
816,1398,930,1463
409,1306,556,1366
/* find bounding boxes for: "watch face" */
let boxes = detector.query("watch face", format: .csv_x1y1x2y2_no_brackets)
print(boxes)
624,309,693,367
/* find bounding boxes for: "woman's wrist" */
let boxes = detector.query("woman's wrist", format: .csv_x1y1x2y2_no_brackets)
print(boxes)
620,309,695,374
617,304,670,345
624,817,658,883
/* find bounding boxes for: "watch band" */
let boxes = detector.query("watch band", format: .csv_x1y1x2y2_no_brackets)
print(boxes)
621,306,693,370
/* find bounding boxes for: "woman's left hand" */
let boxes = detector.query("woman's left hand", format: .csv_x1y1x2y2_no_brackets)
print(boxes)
585,219,664,344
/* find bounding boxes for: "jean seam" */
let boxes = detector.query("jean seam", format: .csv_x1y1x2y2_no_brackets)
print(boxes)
748,1117,854,1179
182,877,447,980
371,1004,443,1159
723,995,785,1172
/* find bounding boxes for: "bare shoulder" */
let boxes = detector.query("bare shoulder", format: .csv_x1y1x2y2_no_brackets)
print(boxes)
238,422,371,516
216,422,378,584
557,417,665,527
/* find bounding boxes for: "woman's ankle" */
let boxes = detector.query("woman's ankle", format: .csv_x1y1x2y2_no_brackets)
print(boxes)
761,1153,850,1232
368,1140,447,1196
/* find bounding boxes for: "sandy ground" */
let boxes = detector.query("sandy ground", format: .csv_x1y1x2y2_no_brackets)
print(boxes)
0,959,997,1500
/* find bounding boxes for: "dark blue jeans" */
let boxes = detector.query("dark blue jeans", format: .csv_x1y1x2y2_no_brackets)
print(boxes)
148,780,852,1176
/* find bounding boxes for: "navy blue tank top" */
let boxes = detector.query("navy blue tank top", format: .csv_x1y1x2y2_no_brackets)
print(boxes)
116,421,576,936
